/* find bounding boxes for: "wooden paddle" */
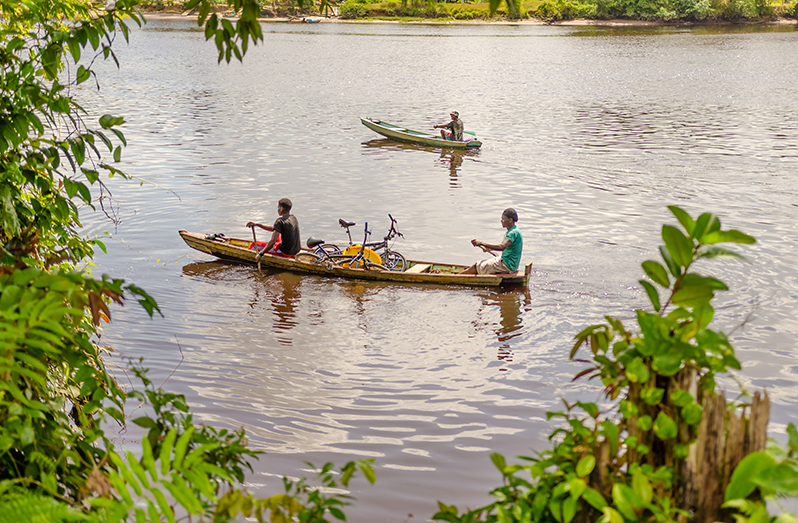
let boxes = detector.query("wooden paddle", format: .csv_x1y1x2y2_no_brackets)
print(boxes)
476,243,498,257
250,225,261,272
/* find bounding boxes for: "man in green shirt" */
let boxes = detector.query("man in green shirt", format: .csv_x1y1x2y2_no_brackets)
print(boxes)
460,208,523,275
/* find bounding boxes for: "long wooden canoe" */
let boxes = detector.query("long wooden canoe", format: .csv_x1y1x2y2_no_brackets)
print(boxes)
179,230,530,287
361,117,482,149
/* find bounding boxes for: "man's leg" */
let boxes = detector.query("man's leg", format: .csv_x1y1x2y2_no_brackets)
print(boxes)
458,264,477,275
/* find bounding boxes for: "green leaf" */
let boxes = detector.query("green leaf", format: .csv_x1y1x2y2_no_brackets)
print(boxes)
562,496,578,523
692,212,720,241
788,423,798,453
626,357,649,384
642,260,670,287
652,350,683,376
108,451,142,496
693,304,714,329
577,402,599,418
576,455,596,478
632,470,653,504
141,434,157,479
20,426,35,446
672,285,714,308
653,412,678,439
99,114,125,129
611,484,640,521
659,245,681,278
358,461,377,485
132,417,157,429
172,426,195,471
329,507,347,521
700,230,755,245
725,452,777,501
159,428,178,475
681,403,703,425
668,205,695,236
752,463,798,495
602,507,624,523
639,280,661,312
126,450,150,489
636,415,652,431
151,488,177,523
641,387,664,405
662,225,694,268
698,246,748,261
568,478,586,500
548,497,563,523
490,452,507,472
581,487,607,510
670,390,694,407
76,65,91,84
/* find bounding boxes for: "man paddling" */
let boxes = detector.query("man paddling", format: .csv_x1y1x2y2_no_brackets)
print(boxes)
459,208,522,275
246,198,301,259
434,111,464,141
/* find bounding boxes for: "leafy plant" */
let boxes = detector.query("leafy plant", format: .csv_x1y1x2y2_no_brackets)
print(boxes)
722,424,798,523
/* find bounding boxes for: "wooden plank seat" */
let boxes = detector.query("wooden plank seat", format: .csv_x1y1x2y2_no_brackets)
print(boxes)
405,263,431,274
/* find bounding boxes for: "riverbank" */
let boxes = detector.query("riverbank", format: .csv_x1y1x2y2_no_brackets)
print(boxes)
140,9,797,26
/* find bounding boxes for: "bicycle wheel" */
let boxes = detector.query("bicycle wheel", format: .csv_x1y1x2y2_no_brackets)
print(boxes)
365,260,388,271
381,251,407,272
295,252,321,264
314,244,342,256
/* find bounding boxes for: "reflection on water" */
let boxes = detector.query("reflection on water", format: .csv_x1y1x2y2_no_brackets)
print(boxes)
361,138,481,186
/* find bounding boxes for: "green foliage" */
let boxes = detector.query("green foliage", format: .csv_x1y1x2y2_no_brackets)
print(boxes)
535,0,597,21
430,207,787,522
340,0,370,17
722,430,798,521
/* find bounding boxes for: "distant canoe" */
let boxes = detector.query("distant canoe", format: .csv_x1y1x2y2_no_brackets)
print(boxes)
179,230,530,287
361,117,482,149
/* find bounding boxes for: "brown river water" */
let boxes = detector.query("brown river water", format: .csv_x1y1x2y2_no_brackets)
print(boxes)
81,19,798,521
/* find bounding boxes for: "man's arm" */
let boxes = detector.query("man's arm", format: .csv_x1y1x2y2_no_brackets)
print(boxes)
471,238,512,252
246,221,274,232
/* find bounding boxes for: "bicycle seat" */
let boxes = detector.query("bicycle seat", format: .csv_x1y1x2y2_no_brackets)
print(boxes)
306,237,325,248
339,219,356,228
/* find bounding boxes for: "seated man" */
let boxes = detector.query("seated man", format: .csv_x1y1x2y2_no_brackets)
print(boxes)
246,198,301,259
434,111,464,141
460,208,522,275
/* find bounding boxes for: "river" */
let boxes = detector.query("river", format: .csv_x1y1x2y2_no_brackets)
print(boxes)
82,18,798,521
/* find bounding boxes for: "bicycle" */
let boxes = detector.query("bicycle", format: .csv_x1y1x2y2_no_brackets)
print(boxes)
338,214,406,271
300,222,387,271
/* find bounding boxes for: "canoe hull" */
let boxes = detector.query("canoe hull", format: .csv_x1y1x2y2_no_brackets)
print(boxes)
361,118,482,149
179,230,530,287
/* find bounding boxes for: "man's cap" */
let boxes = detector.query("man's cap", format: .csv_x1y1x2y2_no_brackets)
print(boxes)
450,111,459,117
502,208,518,222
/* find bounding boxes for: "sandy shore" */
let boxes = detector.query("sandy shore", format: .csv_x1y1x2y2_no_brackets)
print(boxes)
139,9,797,26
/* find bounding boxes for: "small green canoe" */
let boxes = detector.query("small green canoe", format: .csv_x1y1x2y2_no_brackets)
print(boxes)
361,117,482,149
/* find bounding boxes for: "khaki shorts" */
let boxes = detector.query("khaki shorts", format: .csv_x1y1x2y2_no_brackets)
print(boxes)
476,257,512,275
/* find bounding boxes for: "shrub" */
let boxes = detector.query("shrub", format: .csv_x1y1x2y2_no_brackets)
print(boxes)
675,0,714,18
340,0,369,17
535,0,596,20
